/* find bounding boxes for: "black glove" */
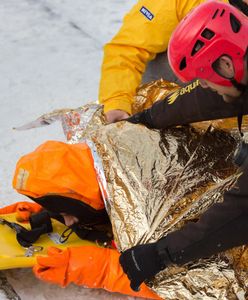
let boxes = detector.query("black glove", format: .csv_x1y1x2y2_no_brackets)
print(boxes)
119,243,167,292
126,110,152,128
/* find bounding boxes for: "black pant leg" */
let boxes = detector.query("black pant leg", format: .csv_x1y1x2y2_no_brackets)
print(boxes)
157,168,248,265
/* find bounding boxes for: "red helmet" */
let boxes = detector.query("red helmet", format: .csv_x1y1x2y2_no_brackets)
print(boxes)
168,0,248,86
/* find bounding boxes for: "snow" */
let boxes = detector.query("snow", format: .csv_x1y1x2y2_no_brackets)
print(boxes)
0,0,144,299
0,0,136,202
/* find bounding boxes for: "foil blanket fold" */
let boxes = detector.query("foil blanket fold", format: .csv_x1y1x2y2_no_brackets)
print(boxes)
16,80,248,299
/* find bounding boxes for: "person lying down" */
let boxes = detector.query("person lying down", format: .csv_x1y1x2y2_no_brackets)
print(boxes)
2,101,247,299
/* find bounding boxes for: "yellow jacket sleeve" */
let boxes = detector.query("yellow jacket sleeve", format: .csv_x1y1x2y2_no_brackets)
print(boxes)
99,0,228,114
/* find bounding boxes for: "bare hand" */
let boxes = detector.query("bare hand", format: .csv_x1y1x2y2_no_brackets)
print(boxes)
105,110,130,123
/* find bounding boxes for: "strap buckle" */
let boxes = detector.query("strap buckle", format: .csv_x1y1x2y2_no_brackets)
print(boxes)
24,245,43,257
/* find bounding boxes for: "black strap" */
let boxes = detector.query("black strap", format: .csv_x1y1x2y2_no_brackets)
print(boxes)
237,113,244,137
16,224,50,247
230,78,247,94
236,72,248,138
29,210,53,232
0,211,53,248
0,218,47,248
18,211,53,247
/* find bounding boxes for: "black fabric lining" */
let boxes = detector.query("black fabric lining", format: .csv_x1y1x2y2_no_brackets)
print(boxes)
29,194,110,226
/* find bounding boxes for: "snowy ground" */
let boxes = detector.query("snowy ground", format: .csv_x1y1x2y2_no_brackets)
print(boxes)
0,1,145,299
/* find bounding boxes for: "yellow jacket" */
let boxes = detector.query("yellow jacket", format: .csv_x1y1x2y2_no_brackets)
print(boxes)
99,0,228,114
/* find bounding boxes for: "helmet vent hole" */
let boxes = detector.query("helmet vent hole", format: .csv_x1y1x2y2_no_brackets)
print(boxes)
230,13,241,33
201,29,215,40
179,57,187,71
191,40,205,56
220,9,225,17
212,9,219,19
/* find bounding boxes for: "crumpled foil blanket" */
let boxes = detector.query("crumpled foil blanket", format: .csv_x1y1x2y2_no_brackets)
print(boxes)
15,80,248,299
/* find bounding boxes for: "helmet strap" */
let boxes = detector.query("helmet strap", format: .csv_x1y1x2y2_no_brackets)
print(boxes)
233,54,248,137
230,78,247,93
230,51,248,93
237,112,244,137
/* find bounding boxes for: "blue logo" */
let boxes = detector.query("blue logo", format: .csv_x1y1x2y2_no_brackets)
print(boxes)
140,6,154,21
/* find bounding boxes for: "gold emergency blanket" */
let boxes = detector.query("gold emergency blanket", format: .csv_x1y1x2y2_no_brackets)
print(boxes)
90,120,248,300
16,80,248,299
